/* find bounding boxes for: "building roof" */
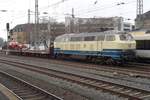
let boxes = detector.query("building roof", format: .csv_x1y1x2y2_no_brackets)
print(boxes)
136,10,150,19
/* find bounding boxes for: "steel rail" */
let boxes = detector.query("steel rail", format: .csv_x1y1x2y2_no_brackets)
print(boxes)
0,70,63,100
0,55,150,79
0,59,150,100
1,53,150,78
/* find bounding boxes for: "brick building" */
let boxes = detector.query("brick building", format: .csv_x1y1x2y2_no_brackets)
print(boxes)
10,22,65,45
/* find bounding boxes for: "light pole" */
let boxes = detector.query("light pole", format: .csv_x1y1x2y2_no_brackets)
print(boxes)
0,10,7,12
0,10,8,54
0,10,8,40
0,10,8,41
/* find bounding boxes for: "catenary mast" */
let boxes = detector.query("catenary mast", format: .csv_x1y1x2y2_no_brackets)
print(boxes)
136,0,143,29
137,0,143,16
34,0,39,49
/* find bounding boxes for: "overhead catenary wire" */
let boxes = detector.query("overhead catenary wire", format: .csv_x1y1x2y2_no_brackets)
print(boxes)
41,0,136,19
39,0,70,11
68,1,129,15
76,0,137,16
44,0,136,20
9,0,137,23
1,0,138,27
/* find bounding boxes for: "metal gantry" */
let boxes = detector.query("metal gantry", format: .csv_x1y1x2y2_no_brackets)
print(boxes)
34,0,39,49
137,0,143,16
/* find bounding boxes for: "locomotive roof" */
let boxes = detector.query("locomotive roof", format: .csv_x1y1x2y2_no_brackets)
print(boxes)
57,30,126,38
132,34,150,40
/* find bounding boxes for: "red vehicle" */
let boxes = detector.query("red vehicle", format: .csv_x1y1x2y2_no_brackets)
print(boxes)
9,42,27,50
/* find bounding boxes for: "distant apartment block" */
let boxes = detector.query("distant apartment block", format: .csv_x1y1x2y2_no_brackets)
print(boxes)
65,17,132,33
135,10,150,29
10,23,65,44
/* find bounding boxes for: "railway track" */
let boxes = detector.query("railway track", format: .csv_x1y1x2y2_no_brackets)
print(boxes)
0,59,150,100
1,54,150,79
52,59,150,79
50,60,150,79
127,62,150,70
0,70,62,100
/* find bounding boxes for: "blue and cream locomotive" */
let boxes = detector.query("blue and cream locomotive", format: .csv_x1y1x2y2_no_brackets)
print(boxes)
53,31,135,64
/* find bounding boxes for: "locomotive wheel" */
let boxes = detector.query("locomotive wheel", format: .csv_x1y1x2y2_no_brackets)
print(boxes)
54,54,58,58
115,60,125,66
105,58,116,65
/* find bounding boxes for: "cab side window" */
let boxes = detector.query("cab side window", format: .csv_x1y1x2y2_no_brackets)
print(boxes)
120,35,127,41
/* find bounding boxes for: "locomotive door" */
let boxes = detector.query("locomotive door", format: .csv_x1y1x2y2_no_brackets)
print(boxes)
103,34,116,49
97,35,105,54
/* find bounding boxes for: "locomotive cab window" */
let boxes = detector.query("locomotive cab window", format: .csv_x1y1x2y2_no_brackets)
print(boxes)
120,34,133,41
105,35,115,41
120,34,127,41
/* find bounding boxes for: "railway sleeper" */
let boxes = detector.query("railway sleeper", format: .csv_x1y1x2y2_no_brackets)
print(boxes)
18,91,41,96
87,81,97,84
25,96,48,100
10,87,23,90
99,84,110,87
11,88,29,92
20,93,43,99
140,94,150,99
120,90,138,96
78,78,90,82
120,89,132,93
15,91,38,96
93,82,103,85
105,86,116,89
11,86,31,90
82,79,92,83
112,87,124,91
23,96,47,100
129,91,142,96
12,87,34,91
29,95,54,100
13,90,32,94
134,92,146,97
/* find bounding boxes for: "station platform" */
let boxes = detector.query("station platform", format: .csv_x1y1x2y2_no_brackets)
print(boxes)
0,83,20,100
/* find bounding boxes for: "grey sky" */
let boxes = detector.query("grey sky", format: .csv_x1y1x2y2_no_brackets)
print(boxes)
0,0,150,40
